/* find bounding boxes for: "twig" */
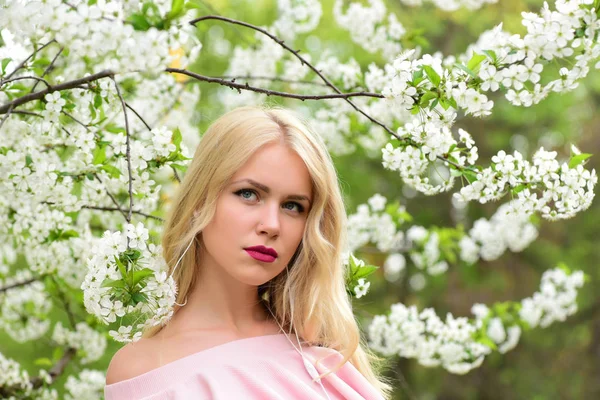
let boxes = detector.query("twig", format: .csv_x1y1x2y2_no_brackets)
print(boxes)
125,102,151,130
190,16,389,125
190,15,465,172
0,39,56,83
0,104,14,131
61,111,90,130
30,47,64,93
50,276,77,329
30,348,77,389
0,69,115,114
0,75,51,88
0,277,39,293
166,68,382,100
11,110,43,118
171,166,181,183
81,205,164,222
110,77,134,224
219,74,330,87
94,174,129,221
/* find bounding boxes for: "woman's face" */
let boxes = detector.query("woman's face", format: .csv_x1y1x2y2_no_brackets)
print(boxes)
200,142,313,286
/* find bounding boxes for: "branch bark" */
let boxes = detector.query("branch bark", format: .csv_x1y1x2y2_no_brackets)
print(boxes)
0,70,115,114
165,68,382,100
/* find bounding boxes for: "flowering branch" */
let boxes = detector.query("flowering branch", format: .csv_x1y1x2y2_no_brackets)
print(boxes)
0,277,40,293
166,68,382,100
0,39,56,83
81,205,164,222
0,70,115,114
190,15,398,139
29,47,64,93
219,74,331,87
110,76,134,225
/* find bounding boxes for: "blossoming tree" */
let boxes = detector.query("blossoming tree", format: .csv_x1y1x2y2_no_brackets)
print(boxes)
1,0,599,398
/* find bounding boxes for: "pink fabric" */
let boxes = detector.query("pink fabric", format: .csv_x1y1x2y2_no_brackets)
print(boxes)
104,333,385,400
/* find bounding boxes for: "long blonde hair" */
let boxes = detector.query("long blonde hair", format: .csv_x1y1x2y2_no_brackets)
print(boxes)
144,105,393,398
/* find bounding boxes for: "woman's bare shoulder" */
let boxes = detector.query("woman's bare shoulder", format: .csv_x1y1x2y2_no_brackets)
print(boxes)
105,337,157,385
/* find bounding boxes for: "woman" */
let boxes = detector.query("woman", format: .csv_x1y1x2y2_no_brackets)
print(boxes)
105,106,393,399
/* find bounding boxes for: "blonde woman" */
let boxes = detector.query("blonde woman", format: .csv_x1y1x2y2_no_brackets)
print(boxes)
104,106,393,399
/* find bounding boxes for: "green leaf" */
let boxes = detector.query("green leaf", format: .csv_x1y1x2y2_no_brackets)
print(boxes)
52,346,64,362
511,184,528,194
34,358,53,367
1,58,12,74
132,268,155,287
419,91,437,107
92,145,106,165
422,65,441,87
411,68,424,85
447,97,458,109
481,50,497,63
171,163,188,172
131,292,148,305
114,255,127,280
128,13,151,31
476,336,498,351
105,124,125,134
352,265,379,280
172,127,182,150
101,164,122,178
463,170,478,184
453,63,477,78
568,153,592,168
429,98,439,110
101,279,126,289
166,0,185,19
94,94,103,109
467,53,487,71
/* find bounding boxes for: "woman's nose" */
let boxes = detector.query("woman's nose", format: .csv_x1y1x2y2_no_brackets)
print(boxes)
257,202,280,237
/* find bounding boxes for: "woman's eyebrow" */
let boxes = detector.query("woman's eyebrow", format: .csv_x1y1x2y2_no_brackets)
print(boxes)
231,178,312,203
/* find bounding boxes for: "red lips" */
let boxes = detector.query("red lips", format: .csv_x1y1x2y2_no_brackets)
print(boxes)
244,245,278,257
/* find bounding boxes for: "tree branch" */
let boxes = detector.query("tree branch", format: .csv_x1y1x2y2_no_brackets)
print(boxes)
0,40,57,83
0,70,115,114
30,348,77,389
94,174,129,221
81,205,164,222
190,15,466,172
110,77,134,225
219,74,330,87
165,68,382,100
0,75,51,88
30,47,64,93
0,104,14,131
0,277,39,293
125,102,151,131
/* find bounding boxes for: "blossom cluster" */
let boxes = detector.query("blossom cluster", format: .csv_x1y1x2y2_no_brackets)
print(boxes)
377,1,599,209
454,147,597,220
458,201,539,263
52,322,107,364
346,194,541,290
63,369,106,400
368,267,585,374
0,0,201,76
81,223,177,342
333,0,405,61
399,0,498,11
0,273,52,343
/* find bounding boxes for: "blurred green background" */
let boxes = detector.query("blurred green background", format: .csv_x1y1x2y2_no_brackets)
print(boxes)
2,0,599,398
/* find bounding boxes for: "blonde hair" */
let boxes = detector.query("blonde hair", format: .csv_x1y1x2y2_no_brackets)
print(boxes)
144,105,393,398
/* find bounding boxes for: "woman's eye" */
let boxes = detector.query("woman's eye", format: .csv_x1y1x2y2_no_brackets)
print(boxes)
235,189,258,201
284,202,304,213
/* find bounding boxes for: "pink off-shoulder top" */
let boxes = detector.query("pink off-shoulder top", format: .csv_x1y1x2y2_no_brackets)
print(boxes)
104,333,385,400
